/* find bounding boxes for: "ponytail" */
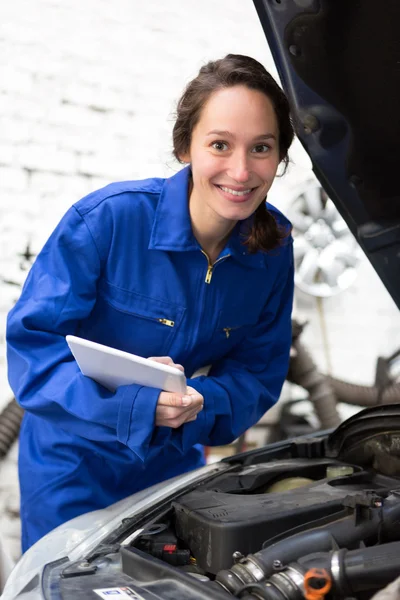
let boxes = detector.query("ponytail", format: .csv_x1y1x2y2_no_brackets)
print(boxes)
243,201,291,253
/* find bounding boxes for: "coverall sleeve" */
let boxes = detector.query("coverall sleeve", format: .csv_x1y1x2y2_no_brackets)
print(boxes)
6,207,160,462
168,242,294,453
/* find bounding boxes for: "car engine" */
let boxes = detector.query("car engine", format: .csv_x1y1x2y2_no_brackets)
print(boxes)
52,406,400,600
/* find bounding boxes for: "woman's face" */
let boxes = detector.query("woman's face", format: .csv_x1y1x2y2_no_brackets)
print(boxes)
182,85,281,224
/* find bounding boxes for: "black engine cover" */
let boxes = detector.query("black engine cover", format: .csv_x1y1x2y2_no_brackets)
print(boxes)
173,459,398,573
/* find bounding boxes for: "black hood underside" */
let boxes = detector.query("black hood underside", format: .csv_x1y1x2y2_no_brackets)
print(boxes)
253,0,400,308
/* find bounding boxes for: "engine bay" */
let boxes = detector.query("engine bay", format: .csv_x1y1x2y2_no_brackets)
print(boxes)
53,407,400,599
120,458,400,597
171,458,389,574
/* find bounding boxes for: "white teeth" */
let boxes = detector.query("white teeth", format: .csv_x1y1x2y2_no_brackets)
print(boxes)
219,186,252,196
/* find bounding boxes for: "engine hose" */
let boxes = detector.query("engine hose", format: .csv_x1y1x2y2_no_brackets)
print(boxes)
287,337,340,429
215,493,400,595
0,398,24,459
327,376,400,407
238,541,400,600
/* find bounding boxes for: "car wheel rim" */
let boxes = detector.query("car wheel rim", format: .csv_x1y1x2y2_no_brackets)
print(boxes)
287,181,361,297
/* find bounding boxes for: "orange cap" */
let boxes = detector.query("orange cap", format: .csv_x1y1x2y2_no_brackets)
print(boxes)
304,567,332,600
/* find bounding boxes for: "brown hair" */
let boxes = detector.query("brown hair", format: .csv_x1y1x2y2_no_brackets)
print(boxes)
173,54,294,252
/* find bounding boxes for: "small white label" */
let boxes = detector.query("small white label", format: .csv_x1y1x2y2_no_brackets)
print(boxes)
93,588,145,599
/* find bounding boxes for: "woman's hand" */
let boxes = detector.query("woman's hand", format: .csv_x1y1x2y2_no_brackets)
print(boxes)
148,357,203,428
148,356,185,373
155,386,204,428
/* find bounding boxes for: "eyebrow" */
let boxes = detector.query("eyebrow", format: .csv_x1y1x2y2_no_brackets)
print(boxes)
206,130,277,141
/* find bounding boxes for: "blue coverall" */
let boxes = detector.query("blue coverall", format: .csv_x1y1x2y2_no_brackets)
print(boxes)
6,165,294,551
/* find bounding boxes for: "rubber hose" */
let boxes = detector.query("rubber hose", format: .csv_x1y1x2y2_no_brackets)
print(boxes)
243,542,400,600
327,376,400,406
216,493,400,594
338,541,400,593
0,398,24,459
287,338,341,428
236,583,283,600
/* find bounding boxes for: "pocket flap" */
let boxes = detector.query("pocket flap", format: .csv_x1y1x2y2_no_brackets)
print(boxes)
99,280,185,326
216,305,260,330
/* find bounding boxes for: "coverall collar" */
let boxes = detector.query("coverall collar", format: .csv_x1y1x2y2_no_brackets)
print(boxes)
149,166,266,269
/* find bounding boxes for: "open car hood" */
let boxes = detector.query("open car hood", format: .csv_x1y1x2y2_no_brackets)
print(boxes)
253,0,400,308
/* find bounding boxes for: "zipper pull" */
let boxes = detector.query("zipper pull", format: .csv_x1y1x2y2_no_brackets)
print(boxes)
158,318,175,327
223,328,231,339
205,265,213,284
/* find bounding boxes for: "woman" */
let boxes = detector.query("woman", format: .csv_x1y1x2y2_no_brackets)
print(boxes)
7,54,295,551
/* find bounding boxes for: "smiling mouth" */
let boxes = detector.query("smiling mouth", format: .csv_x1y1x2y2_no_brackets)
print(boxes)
216,185,257,197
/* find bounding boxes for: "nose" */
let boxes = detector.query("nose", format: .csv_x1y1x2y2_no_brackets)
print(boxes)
227,151,251,183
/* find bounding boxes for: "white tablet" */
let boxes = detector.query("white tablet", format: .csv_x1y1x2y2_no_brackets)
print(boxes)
66,335,187,394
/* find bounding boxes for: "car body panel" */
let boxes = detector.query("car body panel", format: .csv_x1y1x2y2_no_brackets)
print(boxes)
253,0,400,308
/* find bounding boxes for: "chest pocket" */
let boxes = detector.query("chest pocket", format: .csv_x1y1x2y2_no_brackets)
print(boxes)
96,281,185,358
212,305,261,351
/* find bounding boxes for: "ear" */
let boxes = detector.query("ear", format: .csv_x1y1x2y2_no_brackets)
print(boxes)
178,151,191,164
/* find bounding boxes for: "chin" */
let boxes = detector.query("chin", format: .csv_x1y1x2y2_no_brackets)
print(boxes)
218,205,257,223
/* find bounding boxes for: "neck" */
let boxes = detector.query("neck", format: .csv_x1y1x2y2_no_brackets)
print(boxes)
189,186,236,263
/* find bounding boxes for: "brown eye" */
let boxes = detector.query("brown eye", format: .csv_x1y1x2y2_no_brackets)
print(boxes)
211,141,228,151
252,144,270,153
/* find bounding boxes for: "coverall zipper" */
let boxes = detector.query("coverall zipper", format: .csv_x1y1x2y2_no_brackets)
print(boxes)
223,326,242,339
103,301,175,327
200,250,231,284
127,313,174,327
158,318,174,327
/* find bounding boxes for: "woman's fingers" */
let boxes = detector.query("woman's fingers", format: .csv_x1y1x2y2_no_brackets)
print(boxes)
156,405,190,420
148,356,173,365
148,356,185,373
155,390,204,428
156,403,200,421
157,392,193,407
157,391,203,409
